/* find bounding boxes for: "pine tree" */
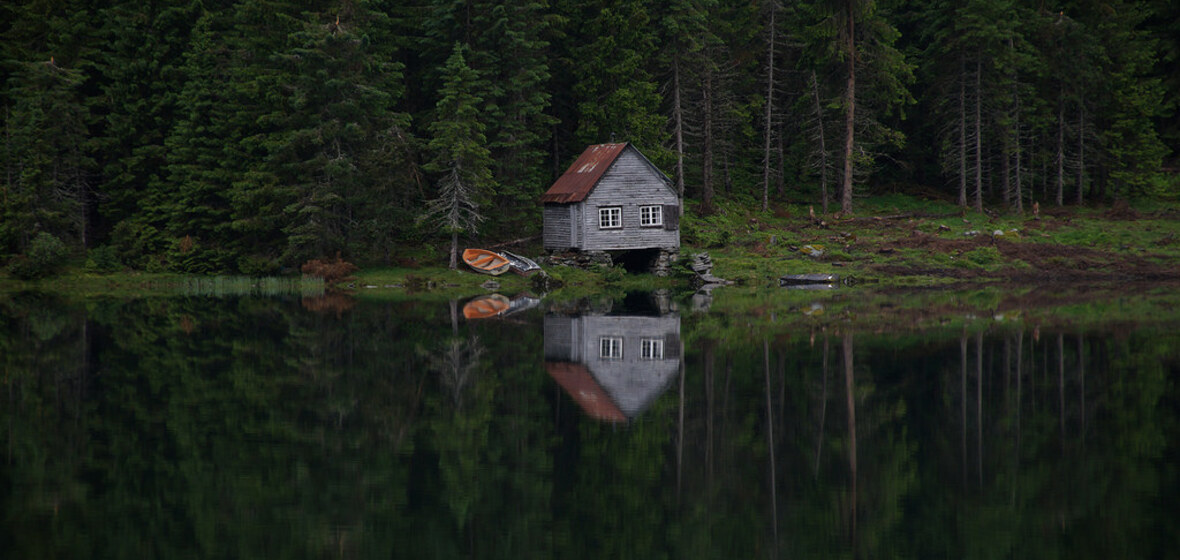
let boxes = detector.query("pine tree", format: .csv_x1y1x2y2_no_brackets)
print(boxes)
420,0,555,235
158,10,249,272
657,0,715,213
422,44,492,270
1,1,96,259
802,0,911,214
479,1,556,229
271,7,414,267
1076,0,1167,199
89,1,204,249
2,56,93,258
566,0,669,165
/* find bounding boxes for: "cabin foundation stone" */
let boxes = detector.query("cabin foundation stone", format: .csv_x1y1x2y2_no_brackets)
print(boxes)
542,248,679,276
650,249,678,277
541,250,613,269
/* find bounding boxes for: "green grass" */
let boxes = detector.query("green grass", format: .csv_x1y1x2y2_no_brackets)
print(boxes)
5,192,1178,300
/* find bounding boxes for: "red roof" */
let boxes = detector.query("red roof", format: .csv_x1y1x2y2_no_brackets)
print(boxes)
545,362,628,423
539,143,629,204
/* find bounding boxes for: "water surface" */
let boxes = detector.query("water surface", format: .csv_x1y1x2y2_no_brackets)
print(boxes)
2,290,1177,558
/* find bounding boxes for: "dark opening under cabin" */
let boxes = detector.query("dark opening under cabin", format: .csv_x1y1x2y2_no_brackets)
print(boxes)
541,143,680,254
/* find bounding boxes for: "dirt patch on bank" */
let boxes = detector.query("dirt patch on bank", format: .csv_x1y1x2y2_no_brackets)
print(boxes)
875,231,1179,281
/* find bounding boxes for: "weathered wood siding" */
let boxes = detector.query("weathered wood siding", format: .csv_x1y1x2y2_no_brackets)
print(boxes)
543,313,581,362
580,148,679,251
543,313,681,418
543,204,574,250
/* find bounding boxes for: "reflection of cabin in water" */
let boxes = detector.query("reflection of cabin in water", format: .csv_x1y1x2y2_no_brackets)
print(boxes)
541,143,679,258
544,312,681,423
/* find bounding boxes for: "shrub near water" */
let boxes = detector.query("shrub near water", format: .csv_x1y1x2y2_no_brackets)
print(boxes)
85,245,124,273
8,233,69,279
301,254,359,284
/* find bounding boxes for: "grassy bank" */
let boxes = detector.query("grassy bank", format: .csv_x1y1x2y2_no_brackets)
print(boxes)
3,194,1178,300
349,193,1180,293
686,194,1180,287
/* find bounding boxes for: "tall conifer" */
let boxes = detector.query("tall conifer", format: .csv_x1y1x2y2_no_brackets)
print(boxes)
422,44,492,269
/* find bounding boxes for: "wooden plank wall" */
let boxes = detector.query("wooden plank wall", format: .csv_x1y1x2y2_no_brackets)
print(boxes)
572,314,681,417
580,148,679,251
543,205,573,250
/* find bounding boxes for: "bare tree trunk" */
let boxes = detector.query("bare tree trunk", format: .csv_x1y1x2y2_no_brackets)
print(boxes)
764,340,779,543
673,53,686,216
1076,102,1085,206
961,331,967,486
677,342,685,499
702,69,715,212
1077,334,1085,441
1016,329,1023,452
810,71,831,214
449,231,458,270
1001,143,1011,208
958,59,968,208
723,152,733,195
814,334,829,477
1058,332,1065,443
1014,91,1024,213
976,331,983,488
974,59,983,212
761,4,777,212
704,342,715,481
777,123,786,198
1009,40,1023,213
1056,94,1065,206
843,333,857,540
840,0,856,215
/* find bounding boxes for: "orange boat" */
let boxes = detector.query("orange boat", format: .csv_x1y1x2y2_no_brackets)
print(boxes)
463,294,511,319
462,248,511,276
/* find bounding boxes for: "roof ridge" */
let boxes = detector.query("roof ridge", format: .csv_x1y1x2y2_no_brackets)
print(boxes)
539,143,630,204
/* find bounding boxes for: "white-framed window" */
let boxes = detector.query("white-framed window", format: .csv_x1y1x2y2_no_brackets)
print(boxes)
600,336,624,359
640,338,664,360
599,206,622,229
640,205,663,227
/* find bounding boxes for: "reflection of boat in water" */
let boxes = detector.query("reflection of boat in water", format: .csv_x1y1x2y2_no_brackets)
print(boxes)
501,250,542,276
544,309,681,423
463,294,541,320
462,248,511,275
503,295,541,316
463,294,510,319
779,273,839,289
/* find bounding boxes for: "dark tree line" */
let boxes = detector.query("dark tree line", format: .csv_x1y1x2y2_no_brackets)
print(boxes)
1,0,1174,273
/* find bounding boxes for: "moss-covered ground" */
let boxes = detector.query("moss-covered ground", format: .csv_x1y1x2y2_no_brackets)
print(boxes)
3,194,1178,329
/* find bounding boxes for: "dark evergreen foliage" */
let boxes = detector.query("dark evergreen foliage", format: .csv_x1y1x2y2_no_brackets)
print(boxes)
0,0,1175,272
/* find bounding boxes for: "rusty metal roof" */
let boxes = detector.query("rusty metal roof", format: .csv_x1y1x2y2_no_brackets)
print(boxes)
545,362,628,423
539,143,629,204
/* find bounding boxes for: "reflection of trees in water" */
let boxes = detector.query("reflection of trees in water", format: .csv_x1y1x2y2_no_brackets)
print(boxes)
421,335,485,410
916,326,1174,558
671,325,1178,559
2,295,1178,558
0,296,431,557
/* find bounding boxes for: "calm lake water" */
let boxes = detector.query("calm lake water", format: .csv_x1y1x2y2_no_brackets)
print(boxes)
2,289,1178,558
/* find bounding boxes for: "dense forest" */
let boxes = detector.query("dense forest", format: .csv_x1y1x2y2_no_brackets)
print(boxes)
2,0,1177,274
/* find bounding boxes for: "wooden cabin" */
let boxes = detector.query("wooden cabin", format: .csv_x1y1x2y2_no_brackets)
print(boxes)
541,143,680,253
544,312,681,422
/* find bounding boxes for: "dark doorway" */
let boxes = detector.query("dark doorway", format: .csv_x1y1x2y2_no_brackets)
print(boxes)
613,248,660,274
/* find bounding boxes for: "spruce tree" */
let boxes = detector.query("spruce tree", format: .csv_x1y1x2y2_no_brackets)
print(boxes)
272,7,414,267
2,58,93,258
90,1,203,248
566,0,669,164
422,44,493,270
